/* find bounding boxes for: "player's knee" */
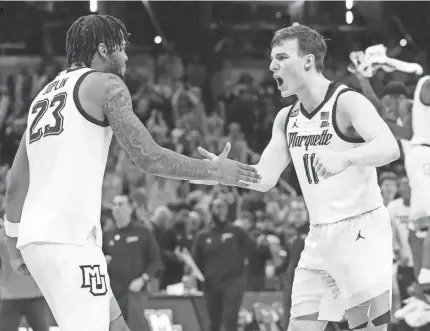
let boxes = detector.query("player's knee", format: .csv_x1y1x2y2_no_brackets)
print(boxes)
287,318,328,331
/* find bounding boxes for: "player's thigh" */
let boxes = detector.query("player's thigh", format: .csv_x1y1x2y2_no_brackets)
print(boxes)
21,240,111,331
290,230,341,322
290,266,330,319
329,208,393,329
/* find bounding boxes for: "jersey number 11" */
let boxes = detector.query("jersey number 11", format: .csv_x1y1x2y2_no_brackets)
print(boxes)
303,153,319,184
29,92,67,144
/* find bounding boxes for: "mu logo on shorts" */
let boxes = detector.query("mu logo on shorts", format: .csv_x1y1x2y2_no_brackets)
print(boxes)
80,265,108,296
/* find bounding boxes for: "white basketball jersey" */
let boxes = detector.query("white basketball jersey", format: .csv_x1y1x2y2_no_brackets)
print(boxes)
411,76,430,146
285,82,383,224
18,68,113,248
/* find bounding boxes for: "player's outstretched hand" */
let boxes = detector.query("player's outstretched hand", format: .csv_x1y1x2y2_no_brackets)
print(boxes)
209,148,261,188
190,142,232,186
190,142,261,188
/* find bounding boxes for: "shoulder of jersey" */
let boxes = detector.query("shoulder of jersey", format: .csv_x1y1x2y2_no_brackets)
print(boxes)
288,101,300,118
278,101,299,119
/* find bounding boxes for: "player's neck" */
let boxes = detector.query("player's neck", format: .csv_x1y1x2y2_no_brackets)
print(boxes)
69,60,105,72
69,63,87,70
296,74,331,113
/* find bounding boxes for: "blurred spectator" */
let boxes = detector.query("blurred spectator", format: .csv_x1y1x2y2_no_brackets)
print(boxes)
241,190,266,215
183,210,205,251
158,203,191,290
103,194,162,322
0,85,11,136
244,230,272,292
379,171,398,206
102,172,124,208
388,175,416,331
220,122,256,163
130,188,150,228
280,196,309,329
192,197,262,331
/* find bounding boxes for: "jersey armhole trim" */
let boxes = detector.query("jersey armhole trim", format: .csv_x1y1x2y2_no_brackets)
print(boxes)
332,88,366,144
284,100,299,134
73,70,110,127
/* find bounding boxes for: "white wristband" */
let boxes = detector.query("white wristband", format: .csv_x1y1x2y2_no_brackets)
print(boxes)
4,216,20,238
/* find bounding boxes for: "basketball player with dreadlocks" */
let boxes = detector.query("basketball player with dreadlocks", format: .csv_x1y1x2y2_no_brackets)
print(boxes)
3,15,260,331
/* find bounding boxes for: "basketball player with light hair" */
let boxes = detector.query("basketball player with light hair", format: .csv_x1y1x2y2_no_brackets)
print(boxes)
195,24,400,331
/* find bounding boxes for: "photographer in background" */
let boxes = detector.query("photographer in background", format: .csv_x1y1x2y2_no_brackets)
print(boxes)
103,194,162,322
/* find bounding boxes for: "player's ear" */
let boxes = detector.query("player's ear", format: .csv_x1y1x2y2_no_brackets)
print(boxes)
304,54,315,71
97,43,109,60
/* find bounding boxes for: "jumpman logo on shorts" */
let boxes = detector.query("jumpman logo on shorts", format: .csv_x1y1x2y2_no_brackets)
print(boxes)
292,120,298,129
355,230,365,241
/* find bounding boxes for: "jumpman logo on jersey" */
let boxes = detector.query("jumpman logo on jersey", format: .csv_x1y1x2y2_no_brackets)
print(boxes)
355,230,365,241
292,119,298,129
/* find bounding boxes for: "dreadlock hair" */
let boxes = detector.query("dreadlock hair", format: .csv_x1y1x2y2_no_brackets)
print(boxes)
65,14,129,68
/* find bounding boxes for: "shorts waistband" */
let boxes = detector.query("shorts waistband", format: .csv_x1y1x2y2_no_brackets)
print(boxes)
311,206,382,227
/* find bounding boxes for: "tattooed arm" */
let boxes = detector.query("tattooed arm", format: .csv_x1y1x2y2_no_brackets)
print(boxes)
80,73,260,186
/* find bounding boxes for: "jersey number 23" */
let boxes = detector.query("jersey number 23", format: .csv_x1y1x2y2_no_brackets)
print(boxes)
29,92,67,144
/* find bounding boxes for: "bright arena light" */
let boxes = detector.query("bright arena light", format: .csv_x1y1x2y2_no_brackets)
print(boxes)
90,0,97,13
400,39,407,47
154,36,162,44
345,0,354,10
346,11,354,24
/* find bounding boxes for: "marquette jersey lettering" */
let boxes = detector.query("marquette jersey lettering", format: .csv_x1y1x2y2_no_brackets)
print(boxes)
18,68,113,248
285,83,383,224
288,129,332,150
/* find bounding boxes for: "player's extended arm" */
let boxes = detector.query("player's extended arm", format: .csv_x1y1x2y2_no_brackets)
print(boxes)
4,133,31,275
244,108,291,192
195,107,292,192
4,133,29,232
89,73,259,186
338,92,400,167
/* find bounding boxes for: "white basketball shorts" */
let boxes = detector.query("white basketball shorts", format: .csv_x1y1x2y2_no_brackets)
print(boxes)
20,233,119,331
290,206,393,328
405,145,430,221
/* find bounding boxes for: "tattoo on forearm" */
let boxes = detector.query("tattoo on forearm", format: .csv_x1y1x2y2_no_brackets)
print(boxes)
102,75,217,180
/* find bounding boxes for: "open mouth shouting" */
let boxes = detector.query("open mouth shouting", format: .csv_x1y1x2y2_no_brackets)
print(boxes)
274,75,284,90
